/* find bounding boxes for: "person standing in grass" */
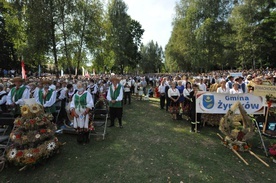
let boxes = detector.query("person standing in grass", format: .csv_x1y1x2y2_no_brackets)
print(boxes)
158,78,166,109
176,80,185,111
189,84,201,132
70,81,94,143
168,82,180,120
107,75,124,128
137,82,144,100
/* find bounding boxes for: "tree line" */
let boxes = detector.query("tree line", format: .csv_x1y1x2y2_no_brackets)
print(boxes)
0,0,164,76
165,0,275,72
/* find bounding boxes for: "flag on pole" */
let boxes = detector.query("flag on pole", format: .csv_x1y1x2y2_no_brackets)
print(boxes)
21,60,26,79
38,64,41,77
82,67,85,76
61,69,64,77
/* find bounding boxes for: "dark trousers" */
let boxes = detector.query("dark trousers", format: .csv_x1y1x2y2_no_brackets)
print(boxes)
160,94,165,109
190,105,201,131
166,97,171,111
124,92,131,104
109,107,123,126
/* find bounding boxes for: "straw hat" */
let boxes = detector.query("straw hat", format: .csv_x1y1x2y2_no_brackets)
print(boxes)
11,77,24,83
41,80,52,85
110,75,120,82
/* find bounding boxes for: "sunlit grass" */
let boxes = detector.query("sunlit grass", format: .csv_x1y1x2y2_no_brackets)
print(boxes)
2,97,276,183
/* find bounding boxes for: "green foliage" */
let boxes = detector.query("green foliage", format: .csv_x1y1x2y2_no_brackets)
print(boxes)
0,0,144,75
166,0,276,72
105,0,144,74
140,41,164,73
0,0,26,69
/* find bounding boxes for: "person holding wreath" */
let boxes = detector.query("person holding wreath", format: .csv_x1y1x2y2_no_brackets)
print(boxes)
70,81,94,143
168,82,180,120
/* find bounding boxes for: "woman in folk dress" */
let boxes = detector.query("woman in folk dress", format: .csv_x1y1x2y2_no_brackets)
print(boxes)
168,82,180,120
183,82,193,114
70,81,94,143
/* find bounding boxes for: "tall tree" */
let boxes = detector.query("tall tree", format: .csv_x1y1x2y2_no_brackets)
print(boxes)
106,0,144,74
229,0,276,69
140,41,164,73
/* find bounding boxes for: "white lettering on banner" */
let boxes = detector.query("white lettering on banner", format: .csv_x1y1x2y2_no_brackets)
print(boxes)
196,92,264,114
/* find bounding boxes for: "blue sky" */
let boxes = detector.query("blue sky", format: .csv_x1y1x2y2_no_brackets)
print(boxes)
124,0,179,49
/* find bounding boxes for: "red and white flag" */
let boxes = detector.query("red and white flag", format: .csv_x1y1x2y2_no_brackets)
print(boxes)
21,60,26,79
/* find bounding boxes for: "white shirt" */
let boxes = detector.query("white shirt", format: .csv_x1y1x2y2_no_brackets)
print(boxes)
229,88,243,94
6,85,30,106
70,91,94,110
33,87,40,99
168,88,180,98
35,88,57,108
0,90,7,105
124,81,131,92
158,84,166,94
199,83,207,91
183,88,192,97
217,87,229,94
106,84,123,101
226,81,234,90
58,87,67,100
88,84,98,94
49,84,56,90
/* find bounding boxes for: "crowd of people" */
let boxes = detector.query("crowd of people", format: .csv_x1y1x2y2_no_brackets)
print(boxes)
156,71,276,132
0,68,275,138
0,74,155,143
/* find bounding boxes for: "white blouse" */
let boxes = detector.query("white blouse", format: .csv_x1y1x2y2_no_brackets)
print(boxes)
70,91,94,110
229,88,243,94
168,88,180,98
183,88,192,97
217,87,229,94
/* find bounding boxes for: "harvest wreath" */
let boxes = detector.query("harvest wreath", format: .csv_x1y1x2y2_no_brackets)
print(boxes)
6,104,61,168
218,102,270,167
219,102,255,152
6,138,59,166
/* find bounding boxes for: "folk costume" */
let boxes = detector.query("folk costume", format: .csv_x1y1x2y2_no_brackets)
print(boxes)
6,77,30,116
70,90,94,131
88,80,98,104
0,89,8,112
168,85,180,120
36,86,57,114
65,84,77,124
107,77,123,127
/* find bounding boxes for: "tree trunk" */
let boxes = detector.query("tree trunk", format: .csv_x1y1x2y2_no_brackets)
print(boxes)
50,0,59,78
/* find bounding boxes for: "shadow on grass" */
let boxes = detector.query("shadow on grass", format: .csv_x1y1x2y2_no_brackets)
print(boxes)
2,97,276,183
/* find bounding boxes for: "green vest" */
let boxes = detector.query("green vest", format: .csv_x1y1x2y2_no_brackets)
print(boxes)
74,92,87,111
11,86,26,103
39,89,56,113
11,86,27,115
109,84,122,108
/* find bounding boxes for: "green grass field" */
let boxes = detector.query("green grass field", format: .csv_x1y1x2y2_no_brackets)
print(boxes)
1,97,276,183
